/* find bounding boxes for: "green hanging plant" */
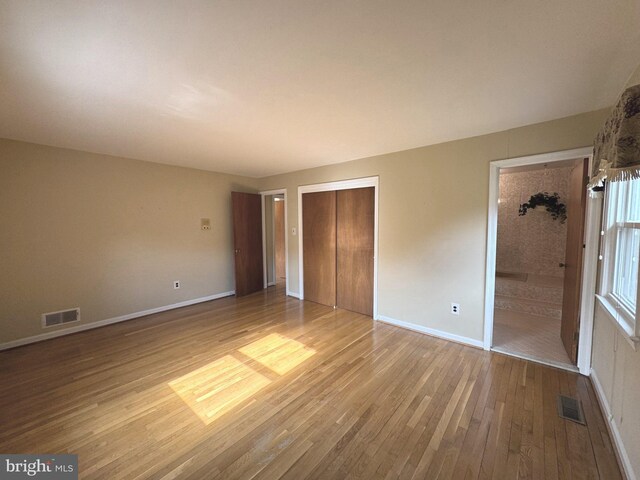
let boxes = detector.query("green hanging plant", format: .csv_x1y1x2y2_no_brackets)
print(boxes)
518,192,567,224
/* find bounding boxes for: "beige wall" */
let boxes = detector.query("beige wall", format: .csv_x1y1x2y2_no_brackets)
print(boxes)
497,166,571,277
590,63,640,479
0,139,258,344
258,108,609,343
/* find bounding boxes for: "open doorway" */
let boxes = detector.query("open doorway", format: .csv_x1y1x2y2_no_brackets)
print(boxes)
261,189,288,293
484,148,594,373
273,196,286,285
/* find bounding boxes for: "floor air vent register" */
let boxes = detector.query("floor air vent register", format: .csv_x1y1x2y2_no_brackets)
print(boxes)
557,395,586,425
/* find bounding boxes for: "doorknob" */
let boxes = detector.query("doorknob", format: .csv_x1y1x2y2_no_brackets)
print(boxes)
559,262,566,267
235,249,240,254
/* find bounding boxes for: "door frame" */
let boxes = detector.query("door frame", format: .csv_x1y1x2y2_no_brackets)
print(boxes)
298,176,380,319
483,147,597,375
260,188,289,295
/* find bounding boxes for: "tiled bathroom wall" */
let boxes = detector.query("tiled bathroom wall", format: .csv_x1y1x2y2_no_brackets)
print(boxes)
497,166,571,277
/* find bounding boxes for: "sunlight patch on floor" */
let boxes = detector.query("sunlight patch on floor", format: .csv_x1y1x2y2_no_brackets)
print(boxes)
238,333,316,375
169,334,316,424
168,355,271,425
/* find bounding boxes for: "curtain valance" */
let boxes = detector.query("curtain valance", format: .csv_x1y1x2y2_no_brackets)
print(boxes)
589,83,640,187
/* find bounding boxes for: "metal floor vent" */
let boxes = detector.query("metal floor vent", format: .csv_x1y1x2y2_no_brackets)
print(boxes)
42,308,80,328
557,395,586,425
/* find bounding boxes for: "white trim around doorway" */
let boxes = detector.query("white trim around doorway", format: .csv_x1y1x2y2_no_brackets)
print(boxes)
483,147,596,375
297,176,380,319
260,188,289,297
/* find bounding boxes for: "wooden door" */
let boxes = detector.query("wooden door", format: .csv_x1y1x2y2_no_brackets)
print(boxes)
337,187,375,316
231,192,264,297
560,158,589,364
274,199,286,281
302,191,336,307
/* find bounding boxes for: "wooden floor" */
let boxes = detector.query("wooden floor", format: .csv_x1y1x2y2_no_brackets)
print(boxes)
0,286,621,479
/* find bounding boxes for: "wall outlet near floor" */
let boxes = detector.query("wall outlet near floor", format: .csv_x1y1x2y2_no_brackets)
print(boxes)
173,281,181,289
450,303,460,315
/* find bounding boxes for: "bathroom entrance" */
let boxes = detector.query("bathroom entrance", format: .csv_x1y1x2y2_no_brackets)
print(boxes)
491,156,588,368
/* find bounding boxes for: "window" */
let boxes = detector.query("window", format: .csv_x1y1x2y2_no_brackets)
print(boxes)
600,178,640,336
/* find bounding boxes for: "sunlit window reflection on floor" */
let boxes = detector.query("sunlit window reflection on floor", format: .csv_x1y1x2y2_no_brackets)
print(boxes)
168,355,270,425
239,333,316,375
169,334,315,424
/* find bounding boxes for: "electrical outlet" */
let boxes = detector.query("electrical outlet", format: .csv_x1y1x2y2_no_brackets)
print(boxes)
173,281,181,289
450,303,460,315
201,218,211,230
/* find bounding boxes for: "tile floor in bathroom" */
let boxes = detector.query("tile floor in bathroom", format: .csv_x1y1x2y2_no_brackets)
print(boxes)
493,273,573,367
493,308,572,365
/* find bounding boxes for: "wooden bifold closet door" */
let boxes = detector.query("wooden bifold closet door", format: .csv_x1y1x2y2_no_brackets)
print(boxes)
302,187,374,316
302,191,337,307
337,187,374,316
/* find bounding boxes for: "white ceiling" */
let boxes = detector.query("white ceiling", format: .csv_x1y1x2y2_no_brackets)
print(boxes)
1,1,639,177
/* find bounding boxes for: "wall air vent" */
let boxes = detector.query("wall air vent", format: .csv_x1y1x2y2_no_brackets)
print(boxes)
42,308,80,328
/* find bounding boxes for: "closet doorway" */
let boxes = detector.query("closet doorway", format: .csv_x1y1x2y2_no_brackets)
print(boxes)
298,177,379,318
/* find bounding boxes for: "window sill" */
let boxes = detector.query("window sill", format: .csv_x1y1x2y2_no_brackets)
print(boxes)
595,295,639,350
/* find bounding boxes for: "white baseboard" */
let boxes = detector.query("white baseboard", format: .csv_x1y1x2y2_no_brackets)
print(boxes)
287,291,301,299
267,281,276,287
0,291,235,351
376,315,484,349
591,368,636,480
